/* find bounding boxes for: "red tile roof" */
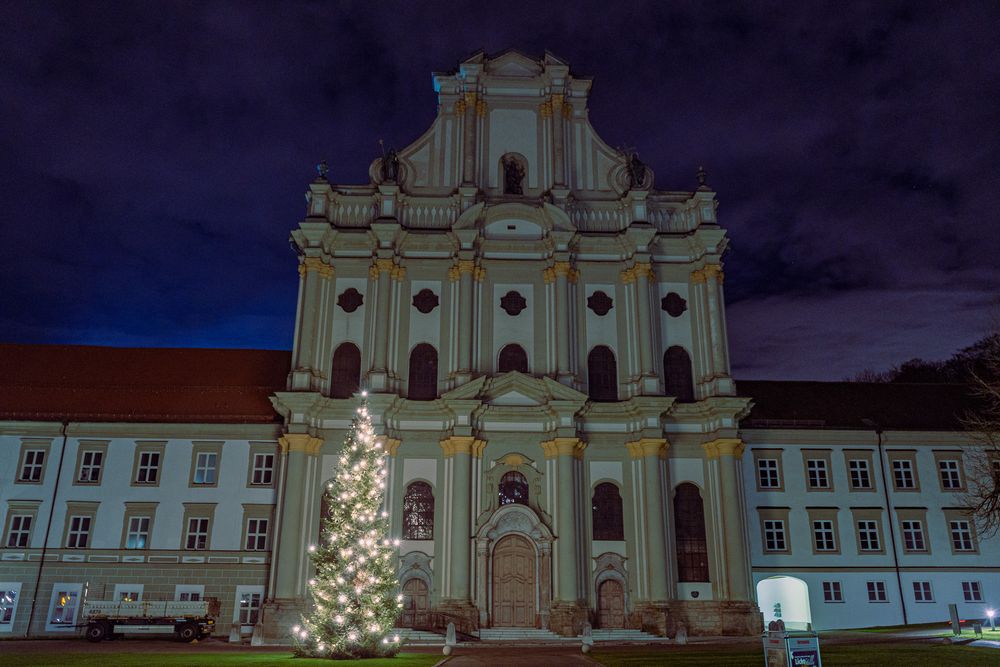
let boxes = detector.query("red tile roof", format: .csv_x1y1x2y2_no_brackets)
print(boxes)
0,344,290,423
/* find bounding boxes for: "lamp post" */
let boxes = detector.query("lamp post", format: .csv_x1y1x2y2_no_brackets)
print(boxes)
987,608,996,632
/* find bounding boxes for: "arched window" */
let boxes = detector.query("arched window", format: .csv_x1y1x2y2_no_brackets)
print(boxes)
674,483,709,582
498,471,529,506
588,346,618,401
497,344,529,373
592,482,624,540
408,344,438,401
664,346,695,402
402,481,434,540
330,342,361,398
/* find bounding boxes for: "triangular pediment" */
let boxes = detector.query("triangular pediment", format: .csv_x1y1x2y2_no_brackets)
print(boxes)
440,372,588,408
484,50,543,78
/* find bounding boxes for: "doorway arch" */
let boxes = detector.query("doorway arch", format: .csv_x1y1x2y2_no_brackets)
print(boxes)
756,576,812,630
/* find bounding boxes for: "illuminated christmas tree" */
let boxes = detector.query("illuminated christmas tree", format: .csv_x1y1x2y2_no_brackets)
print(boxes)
293,393,403,658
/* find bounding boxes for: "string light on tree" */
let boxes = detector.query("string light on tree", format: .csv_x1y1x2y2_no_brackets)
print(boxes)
294,391,403,659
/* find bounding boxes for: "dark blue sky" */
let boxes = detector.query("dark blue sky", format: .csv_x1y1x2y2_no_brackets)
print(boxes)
2,1,998,380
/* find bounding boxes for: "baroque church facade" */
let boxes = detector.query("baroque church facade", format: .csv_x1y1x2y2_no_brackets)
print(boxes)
1,51,995,641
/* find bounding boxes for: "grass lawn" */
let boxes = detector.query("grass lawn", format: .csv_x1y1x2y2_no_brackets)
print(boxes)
592,643,1000,666
3,652,440,667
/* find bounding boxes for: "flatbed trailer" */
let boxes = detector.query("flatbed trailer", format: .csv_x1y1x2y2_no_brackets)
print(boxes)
81,599,218,642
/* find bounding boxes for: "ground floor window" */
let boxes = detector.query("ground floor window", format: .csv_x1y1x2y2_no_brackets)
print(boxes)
234,586,264,630
821,581,843,603
175,584,205,601
113,584,143,602
46,583,83,631
913,581,934,602
0,583,21,632
866,581,888,602
962,581,983,602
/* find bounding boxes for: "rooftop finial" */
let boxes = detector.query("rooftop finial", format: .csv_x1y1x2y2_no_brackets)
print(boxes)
696,165,709,190
316,160,329,181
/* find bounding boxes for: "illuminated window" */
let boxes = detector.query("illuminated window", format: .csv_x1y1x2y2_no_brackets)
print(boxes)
193,452,218,485
402,482,434,540
125,517,150,549
499,471,529,506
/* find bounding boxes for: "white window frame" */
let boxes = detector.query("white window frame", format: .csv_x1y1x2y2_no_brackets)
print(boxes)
6,514,33,548
757,458,779,489
763,519,786,552
245,517,269,551
902,520,926,551
125,516,151,550
893,460,915,489
251,453,274,486
858,520,880,552
175,584,205,602
45,583,84,631
806,459,830,489
113,584,143,602
193,451,218,486
866,581,887,602
939,459,961,490
913,581,933,602
950,520,975,552
849,459,872,489
66,515,92,549
962,581,983,602
19,449,46,482
233,585,265,632
136,450,161,484
185,517,210,550
813,520,836,552
0,582,22,632
822,581,843,602
78,449,104,484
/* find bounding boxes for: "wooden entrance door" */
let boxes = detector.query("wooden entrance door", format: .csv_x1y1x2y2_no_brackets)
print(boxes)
399,579,429,627
597,580,625,628
491,534,536,627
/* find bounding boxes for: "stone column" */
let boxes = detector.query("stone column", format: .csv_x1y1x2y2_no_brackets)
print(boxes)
439,435,483,624
368,258,394,389
689,268,713,392
627,262,657,391
703,265,729,379
628,438,670,602
551,94,566,187
542,437,587,635
456,260,476,378
550,262,575,384
702,438,750,601
289,258,334,390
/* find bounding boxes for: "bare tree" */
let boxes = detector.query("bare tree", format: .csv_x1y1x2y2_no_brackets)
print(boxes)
963,332,1000,535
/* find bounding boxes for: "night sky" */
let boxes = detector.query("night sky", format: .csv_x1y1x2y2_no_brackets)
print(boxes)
2,2,999,380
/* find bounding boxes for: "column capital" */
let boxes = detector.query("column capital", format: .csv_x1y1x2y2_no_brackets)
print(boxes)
377,436,401,457
298,257,334,278
626,437,669,459
703,263,724,284
620,263,653,284
440,435,485,457
541,437,587,459
702,437,745,459
369,258,396,279
278,433,324,455
454,98,466,114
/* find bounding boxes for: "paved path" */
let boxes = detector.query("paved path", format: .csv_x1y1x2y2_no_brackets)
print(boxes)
441,645,598,665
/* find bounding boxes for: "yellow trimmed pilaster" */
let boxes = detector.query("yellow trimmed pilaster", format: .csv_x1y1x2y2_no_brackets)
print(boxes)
369,258,396,279
278,433,324,455
298,257,334,278
540,437,586,459
440,436,486,457
472,439,488,458
454,98,466,114
625,437,669,459
690,267,707,284
703,263,724,284
701,437,745,459
378,437,401,457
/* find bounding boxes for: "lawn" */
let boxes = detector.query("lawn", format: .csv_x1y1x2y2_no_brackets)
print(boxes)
2,652,441,667
591,643,1000,667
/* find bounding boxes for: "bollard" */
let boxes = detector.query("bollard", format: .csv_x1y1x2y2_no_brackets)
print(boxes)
974,623,983,638
228,622,241,643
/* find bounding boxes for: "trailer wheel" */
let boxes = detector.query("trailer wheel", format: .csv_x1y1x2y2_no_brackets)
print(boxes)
177,623,198,642
86,622,108,642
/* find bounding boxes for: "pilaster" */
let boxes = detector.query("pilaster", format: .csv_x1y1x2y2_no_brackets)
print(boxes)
701,438,751,601
628,438,670,602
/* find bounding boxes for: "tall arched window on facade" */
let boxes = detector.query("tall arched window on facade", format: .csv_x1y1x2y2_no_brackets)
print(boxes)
674,483,709,582
402,481,434,540
408,344,438,400
498,471,529,506
664,346,695,402
497,344,529,373
592,482,624,540
588,346,618,401
329,342,361,398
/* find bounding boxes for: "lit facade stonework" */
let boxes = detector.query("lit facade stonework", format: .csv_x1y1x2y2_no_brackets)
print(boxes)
1,51,996,641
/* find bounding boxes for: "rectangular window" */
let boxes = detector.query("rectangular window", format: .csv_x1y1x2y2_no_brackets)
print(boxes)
185,518,210,550
857,520,881,552
822,581,843,602
6,515,32,548
193,452,218,485
913,581,933,602
758,459,780,489
136,451,160,484
19,449,46,482
902,520,926,552
251,453,274,486
867,581,887,602
849,459,872,489
113,584,143,602
893,459,915,489
763,519,787,552
125,516,150,549
813,520,836,552
77,450,104,484
0,583,21,630
807,459,830,489
245,518,269,551
46,585,82,630
962,581,983,602
233,585,265,630
939,460,962,490
175,585,204,602
950,520,975,552
66,516,91,549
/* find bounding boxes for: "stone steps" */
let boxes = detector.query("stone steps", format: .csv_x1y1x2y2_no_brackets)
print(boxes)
584,628,667,642
477,628,573,641
394,628,445,644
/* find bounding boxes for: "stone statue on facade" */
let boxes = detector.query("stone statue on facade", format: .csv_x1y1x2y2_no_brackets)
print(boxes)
502,155,525,195
625,151,647,189
378,140,401,183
